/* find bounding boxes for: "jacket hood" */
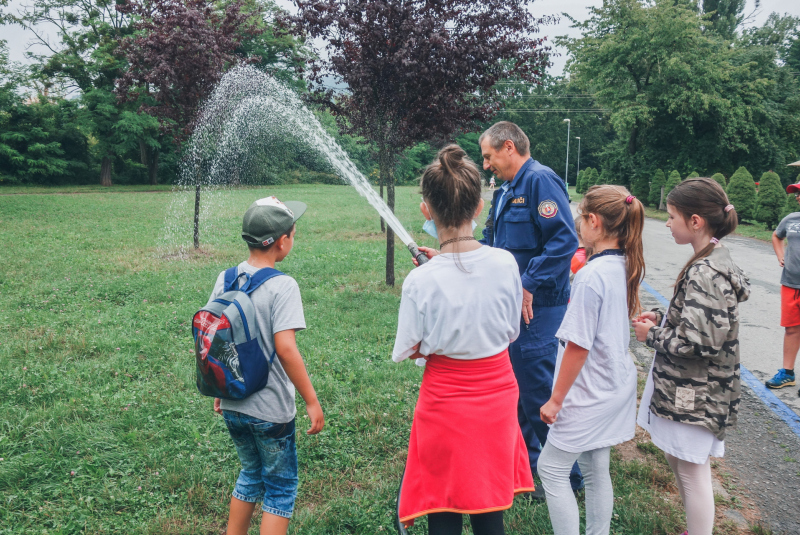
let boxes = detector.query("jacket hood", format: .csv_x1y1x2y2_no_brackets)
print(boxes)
700,246,750,303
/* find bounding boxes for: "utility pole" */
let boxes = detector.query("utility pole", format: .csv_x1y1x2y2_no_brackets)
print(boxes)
575,136,581,183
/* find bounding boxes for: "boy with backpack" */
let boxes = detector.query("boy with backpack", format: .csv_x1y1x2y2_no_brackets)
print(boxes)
205,196,324,535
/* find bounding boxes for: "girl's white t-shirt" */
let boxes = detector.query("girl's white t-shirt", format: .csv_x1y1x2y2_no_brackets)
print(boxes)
547,254,638,453
392,246,523,362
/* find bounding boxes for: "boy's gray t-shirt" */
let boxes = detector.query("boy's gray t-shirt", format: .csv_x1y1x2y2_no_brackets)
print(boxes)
776,212,800,289
207,261,306,423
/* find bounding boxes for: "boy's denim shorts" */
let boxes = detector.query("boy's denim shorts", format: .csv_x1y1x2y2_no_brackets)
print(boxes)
222,410,298,518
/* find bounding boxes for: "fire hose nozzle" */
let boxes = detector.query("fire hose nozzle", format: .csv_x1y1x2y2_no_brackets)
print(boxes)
407,242,429,266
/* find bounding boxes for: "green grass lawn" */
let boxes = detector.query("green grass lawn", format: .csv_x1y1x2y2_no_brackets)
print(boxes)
0,185,687,534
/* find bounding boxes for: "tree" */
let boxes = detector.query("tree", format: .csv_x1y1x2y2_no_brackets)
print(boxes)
288,0,550,286
665,170,681,196
648,169,666,208
702,0,745,40
755,171,785,229
116,0,262,145
561,0,800,183
781,192,799,221
492,75,612,181
711,172,727,189
583,167,600,190
726,166,756,222
630,170,650,205
686,171,699,180
14,0,139,185
575,169,587,194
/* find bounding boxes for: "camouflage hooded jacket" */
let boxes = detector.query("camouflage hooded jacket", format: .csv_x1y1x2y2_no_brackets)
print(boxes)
646,246,750,441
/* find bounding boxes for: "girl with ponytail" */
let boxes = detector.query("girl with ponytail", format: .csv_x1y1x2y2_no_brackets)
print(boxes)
633,177,750,535
538,185,644,535
392,145,534,534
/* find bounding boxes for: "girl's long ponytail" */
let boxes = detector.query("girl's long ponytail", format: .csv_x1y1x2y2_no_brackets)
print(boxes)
578,185,645,319
623,198,645,319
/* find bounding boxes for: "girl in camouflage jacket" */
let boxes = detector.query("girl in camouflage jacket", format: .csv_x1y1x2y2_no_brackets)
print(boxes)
633,178,750,535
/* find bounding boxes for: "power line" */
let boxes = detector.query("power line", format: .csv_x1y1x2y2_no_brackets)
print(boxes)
500,109,608,113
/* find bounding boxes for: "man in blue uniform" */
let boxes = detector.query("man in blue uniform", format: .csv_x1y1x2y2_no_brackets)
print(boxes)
478,121,583,496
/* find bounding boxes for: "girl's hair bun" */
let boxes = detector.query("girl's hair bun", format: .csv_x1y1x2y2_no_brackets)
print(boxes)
439,145,466,174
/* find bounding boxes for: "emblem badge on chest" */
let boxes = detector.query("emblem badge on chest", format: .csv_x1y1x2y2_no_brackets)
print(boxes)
538,200,558,218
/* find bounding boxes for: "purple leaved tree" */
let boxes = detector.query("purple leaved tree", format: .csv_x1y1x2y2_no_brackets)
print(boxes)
116,0,262,248
285,0,551,285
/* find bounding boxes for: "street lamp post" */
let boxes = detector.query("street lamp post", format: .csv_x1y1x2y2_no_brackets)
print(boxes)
563,119,571,187
575,137,581,183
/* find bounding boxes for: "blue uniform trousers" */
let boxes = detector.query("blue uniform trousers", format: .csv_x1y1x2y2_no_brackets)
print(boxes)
509,303,583,491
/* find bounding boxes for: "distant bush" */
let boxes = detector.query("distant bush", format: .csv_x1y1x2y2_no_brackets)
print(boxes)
648,169,666,208
711,173,727,189
664,170,681,196
726,166,757,222
781,193,799,221
576,168,589,194
686,171,699,180
630,171,650,206
755,171,785,229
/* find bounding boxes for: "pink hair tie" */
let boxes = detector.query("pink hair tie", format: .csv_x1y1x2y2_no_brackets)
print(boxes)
710,237,720,245
724,204,734,213
625,195,635,204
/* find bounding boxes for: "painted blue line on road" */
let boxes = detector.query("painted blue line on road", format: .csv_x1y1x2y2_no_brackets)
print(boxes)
739,367,800,437
641,280,800,439
641,281,670,307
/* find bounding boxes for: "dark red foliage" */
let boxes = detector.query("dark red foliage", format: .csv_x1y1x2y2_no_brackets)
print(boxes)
284,0,552,151
115,0,262,143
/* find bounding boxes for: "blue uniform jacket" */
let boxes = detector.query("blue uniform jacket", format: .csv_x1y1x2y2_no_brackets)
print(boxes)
480,158,578,307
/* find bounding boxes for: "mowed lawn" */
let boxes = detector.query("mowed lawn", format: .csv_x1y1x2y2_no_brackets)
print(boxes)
0,185,684,534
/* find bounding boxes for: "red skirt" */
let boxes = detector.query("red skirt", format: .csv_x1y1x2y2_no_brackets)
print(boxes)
398,350,534,526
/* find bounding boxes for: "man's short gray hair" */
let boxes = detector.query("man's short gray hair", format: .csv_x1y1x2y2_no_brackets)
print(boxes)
479,121,530,156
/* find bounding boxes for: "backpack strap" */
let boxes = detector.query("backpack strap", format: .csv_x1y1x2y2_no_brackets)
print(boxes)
244,267,285,295
223,267,241,293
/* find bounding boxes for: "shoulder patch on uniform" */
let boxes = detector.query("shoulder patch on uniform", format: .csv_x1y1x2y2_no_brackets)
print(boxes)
538,200,558,218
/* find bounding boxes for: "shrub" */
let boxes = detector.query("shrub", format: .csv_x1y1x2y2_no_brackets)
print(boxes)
583,167,599,190
726,166,757,222
664,170,682,196
755,171,785,229
589,168,601,187
711,173,727,189
630,171,650,205
686,171,699,180
781,193,800,221
576,168,588,194
648,169,666,208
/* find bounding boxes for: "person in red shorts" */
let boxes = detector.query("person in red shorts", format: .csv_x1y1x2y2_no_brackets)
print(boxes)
766,182,800,394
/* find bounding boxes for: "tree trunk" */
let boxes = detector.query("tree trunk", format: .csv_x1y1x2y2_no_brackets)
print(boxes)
379,170,386,233
379,152,395,286
386,171,396,287
194,184,201,249
139,140,159,185
148,150,159,185
658,185,666,211
627,124,638,156
100,156,113,186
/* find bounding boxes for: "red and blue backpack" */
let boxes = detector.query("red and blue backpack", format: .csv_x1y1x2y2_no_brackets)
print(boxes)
193,267,284,400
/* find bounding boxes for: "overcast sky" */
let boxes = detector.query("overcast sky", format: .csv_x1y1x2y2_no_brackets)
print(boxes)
3,0,799,76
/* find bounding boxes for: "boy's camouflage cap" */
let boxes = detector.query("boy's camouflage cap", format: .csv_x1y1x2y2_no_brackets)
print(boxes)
241,196,306,247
